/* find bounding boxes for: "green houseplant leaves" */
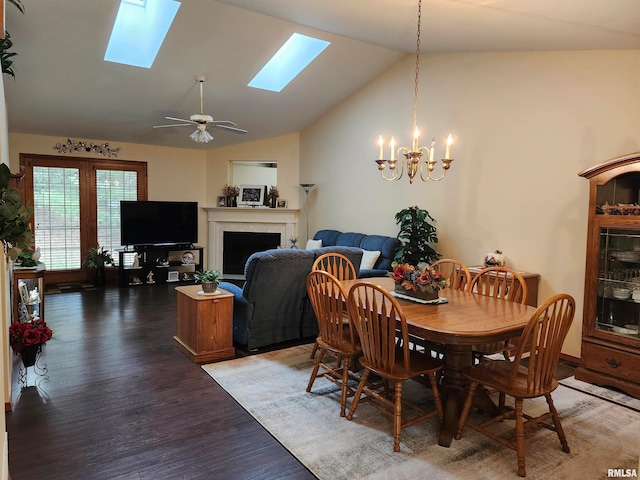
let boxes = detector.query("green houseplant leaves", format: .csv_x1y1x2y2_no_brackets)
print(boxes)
2,0,25,78
0,163,34,261
393,205,440,266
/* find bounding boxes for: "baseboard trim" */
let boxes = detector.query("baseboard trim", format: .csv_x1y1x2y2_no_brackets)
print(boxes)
560,352,580,365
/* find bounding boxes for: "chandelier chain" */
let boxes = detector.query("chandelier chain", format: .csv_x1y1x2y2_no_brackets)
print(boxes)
413,0,422,131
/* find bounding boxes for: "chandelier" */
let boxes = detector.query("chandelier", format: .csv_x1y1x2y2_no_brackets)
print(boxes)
375,0,455,184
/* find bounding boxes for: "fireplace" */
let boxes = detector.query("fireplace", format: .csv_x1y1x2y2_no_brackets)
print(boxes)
205,207,299,279
223,231,281,274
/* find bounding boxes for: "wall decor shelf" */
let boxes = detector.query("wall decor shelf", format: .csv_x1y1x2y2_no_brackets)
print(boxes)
577,152,640,399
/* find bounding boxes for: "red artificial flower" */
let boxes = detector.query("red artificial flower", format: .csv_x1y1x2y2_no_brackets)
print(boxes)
22,328,42,345
391,265,407,282
417,271,432,286
8,319,53,353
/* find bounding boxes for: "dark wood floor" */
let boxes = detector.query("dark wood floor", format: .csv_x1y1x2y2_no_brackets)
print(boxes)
6,284,316,480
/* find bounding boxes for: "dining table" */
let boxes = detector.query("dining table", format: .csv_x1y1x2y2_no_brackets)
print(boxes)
341,276,537,447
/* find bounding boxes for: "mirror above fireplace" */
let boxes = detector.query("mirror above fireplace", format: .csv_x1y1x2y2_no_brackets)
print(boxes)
231,161,277,186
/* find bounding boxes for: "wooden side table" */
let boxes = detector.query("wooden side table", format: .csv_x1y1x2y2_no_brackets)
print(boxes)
173,285,235,363
467,266,541,307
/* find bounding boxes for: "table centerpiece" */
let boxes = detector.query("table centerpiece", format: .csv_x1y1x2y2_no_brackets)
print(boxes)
389,262,449,301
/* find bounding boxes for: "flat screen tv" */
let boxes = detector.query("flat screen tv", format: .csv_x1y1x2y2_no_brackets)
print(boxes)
120,201,198,247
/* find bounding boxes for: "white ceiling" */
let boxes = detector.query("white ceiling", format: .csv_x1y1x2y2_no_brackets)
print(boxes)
4,0,640,150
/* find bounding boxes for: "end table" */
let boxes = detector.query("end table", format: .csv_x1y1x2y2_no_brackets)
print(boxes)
174,285,235,363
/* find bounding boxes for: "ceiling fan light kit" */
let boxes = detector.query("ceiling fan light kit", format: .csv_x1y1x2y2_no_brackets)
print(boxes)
190,125,214,144
154,75,247,144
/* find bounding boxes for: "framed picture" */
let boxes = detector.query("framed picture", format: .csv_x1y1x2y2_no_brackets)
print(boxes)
238,184,266,206
217,195,226,207
167,271,179,282
277,199,287,208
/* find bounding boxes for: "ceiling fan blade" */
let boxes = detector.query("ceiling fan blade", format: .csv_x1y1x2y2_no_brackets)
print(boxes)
165,116,195,124
207,120,238,126
153,123,192,128
215,124,248,135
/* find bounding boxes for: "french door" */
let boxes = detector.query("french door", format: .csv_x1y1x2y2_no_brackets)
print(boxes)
20,154,147,284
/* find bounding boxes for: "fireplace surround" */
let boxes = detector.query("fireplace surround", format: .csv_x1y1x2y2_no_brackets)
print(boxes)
205,207,299,279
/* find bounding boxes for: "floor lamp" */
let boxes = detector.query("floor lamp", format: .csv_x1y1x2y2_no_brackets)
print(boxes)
300,183,315,241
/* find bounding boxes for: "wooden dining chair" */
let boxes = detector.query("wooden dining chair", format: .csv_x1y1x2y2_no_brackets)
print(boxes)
312,252,358,281
431,258,472,291
346,282,444,452
306,270,362,417
309,253,358,359
454,293,576,477
468,266,528,360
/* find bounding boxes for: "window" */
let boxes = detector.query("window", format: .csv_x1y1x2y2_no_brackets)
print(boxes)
21,155,147,283
96,169,139,259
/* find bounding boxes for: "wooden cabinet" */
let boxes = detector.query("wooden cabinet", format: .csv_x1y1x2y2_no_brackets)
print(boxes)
118,246,203,288
467,266,540,307
173,285,235,363
576,152,640,399
12,264,45,324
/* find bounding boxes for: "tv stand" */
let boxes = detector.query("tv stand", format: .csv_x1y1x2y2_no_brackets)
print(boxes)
118,245,204,288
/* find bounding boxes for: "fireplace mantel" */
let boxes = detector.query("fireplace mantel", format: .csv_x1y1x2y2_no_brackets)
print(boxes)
205,207,299,274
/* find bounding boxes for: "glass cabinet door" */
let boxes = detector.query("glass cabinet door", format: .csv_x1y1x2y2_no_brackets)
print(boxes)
597,227,640,337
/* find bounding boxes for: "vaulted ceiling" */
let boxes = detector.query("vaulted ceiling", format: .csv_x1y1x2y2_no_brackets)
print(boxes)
5,0,640,150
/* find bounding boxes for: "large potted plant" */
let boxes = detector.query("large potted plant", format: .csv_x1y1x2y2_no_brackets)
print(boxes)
393,206,440,266
83,245,114,286
0,163,34,261
194,269,222,293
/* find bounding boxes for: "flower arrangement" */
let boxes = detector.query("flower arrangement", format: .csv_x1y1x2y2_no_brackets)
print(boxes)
267,185,279,201
389,262,449,294
9,319,53,354
222,184,239,197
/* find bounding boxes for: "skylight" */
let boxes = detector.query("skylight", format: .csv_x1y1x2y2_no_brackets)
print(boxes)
248,33,330,92
104,0,181,68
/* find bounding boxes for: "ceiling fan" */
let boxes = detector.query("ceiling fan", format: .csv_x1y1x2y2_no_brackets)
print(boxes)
154,75,247,143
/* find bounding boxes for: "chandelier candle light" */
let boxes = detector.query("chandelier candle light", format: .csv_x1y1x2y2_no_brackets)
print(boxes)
375,0,456,184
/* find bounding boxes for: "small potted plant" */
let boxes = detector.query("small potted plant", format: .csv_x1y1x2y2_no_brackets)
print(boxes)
194,269,222,293
83,245,114,286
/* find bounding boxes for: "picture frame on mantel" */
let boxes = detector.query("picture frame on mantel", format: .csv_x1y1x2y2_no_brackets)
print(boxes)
217,196,226,207
238,184,266,207
277,199,287,208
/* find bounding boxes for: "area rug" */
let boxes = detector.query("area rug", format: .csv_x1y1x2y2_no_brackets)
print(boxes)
559,376,640,412
45,282,96,294
203,344,640,480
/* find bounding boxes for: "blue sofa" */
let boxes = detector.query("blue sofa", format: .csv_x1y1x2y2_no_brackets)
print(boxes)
219,246,363,350
313,229,401,278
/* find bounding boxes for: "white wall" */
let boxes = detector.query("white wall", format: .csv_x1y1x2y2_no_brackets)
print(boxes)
301,49,640,358
1,65,11,480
